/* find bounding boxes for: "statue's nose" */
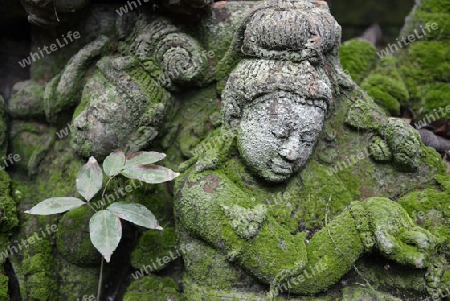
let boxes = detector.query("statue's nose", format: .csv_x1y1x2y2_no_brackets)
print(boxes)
278,136,301,161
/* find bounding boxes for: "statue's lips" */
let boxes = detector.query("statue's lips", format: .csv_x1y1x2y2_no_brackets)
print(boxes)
271,160,293,174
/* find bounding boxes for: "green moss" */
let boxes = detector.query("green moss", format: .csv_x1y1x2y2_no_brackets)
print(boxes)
0,171,18,233
72,72,95,121
419,83,450,120
162,85,221,170
378,118,422,171
56,253,99,301
22,239,58,300
419,145,447,176
338,39,377,84
398,186,450,256
347,258,429,299
344,97,387,131
0,273,8,301
8,139,84,300
123,275,182,301
130,227,177,271
399,41,450,101
360,56,409,115
9,121,52,171
368,136,392,162
341,286,402,301
56,206,100,267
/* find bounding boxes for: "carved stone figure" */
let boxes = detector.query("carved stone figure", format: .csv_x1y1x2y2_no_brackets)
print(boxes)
174,1,450,299
44,14,210,159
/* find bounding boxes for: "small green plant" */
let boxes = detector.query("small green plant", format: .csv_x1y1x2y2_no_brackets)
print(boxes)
24,150,180,300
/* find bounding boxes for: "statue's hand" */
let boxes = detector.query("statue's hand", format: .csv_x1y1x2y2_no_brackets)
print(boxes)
364,197,436,268
374,118,422,171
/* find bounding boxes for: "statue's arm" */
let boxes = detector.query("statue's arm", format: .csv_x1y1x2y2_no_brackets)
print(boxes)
175,170,308,285
176,171,436,295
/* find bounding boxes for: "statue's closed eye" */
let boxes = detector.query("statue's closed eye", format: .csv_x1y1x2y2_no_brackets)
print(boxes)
272,129,288,139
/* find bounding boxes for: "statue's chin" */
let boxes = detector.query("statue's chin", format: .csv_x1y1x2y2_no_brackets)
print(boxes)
259,169,293,183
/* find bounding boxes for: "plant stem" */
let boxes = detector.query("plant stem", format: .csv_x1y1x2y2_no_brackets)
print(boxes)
102,177,114,200
97,257,104,301
87,203,97,213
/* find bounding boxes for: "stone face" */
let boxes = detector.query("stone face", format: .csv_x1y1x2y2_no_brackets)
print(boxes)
66,16,212,159
237,95,326,182
71,55,171,159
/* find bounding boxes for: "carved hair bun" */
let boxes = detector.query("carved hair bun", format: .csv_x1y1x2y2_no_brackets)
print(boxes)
241,0,341,63
222,59,331,127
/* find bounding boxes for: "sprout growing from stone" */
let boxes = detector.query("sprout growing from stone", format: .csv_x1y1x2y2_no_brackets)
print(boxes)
24,150,179,300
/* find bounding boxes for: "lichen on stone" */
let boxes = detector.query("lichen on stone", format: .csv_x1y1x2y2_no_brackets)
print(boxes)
221,204,267,240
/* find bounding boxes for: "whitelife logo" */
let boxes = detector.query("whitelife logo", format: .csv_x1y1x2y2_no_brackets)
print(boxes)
377,22,438,58
18,31,81,68
115,0,151,16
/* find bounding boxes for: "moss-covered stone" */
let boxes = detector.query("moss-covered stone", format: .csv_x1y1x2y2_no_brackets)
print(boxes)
341,286,402,301
0,273,9,301
44,36,110,123
339,39,377,85
56,206,101,267
130,227,177,272
0,170,18,234
8,138,84,300
361,55,409,115
8,80,45,119
395,0,450,122
55,253,99,301
398,174,450,258
9,121,54,172
123,274,183,301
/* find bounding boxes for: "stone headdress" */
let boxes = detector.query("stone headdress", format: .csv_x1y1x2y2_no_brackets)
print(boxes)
220,0,338,127
222,59,332,127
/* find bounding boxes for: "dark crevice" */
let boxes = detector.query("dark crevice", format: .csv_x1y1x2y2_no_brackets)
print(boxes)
4,258,22,301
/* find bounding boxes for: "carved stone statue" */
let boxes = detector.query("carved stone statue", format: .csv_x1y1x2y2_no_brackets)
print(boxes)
174,1,449,299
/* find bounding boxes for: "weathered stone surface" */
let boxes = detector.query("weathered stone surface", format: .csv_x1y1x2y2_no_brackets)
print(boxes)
8,80,45,119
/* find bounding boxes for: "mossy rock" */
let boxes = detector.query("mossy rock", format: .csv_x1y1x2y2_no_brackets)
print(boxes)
0,273,8,301
9,121,55,172
8,80,45,119
418,82,450,120
361,55,409,115
341,286,402,301
130,227,177,272
339,39,377,85
399,41,450,102
397,174,450,256
123,275,182,301
57,206,101,267
0,170,18,233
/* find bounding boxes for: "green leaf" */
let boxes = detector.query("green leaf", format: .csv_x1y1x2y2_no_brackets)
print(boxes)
124,152,166,169
103,150,126,177
121,165,180,184
107,202,163,230
89,210,122,263
24,197,85,215
76,156,103,202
